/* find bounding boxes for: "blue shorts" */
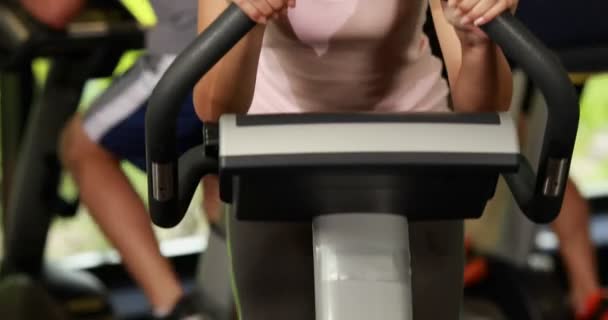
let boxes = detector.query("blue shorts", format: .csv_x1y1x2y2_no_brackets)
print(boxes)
83,54,203,171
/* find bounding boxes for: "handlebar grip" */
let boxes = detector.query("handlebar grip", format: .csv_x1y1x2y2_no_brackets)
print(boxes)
145,4,255,227
481,13,579,223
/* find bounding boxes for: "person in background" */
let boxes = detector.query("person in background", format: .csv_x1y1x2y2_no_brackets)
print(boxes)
20,0,210,319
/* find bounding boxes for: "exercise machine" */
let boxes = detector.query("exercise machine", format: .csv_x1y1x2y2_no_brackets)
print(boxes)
146,4,578,320
0,1,143,319
145,4,579,319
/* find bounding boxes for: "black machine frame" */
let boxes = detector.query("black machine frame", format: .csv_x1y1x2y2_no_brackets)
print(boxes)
0,0,144,276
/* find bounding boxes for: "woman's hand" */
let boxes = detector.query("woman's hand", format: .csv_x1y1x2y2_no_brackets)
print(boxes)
442,0,518,46
233,0,295,24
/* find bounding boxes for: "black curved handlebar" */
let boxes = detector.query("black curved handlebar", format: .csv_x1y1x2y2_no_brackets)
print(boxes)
145,4,578,227
480,14,579,223
145,4,254,227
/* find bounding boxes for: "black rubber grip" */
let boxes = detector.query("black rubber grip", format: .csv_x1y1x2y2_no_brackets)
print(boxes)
482,14,579,223
145,4,255,227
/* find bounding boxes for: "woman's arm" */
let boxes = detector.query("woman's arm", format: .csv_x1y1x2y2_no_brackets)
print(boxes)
194,0,292,122
20,0,86,29
430,0,515,112
196,0,293,221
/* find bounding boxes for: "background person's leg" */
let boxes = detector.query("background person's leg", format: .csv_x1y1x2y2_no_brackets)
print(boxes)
61,117,182,311
60,115,183,312
551,180,601,313
60,53,204,315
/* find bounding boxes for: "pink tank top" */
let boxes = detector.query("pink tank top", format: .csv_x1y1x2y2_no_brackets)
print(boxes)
249,0,450,115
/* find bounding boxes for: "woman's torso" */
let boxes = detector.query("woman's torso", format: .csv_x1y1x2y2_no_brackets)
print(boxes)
250,0,450,114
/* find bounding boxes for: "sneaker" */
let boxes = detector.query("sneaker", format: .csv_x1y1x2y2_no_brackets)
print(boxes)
463,237,489,288
577,290,608,320
155,292,214,320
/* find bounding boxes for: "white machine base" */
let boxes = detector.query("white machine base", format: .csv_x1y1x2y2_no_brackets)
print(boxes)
313,214,412,320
